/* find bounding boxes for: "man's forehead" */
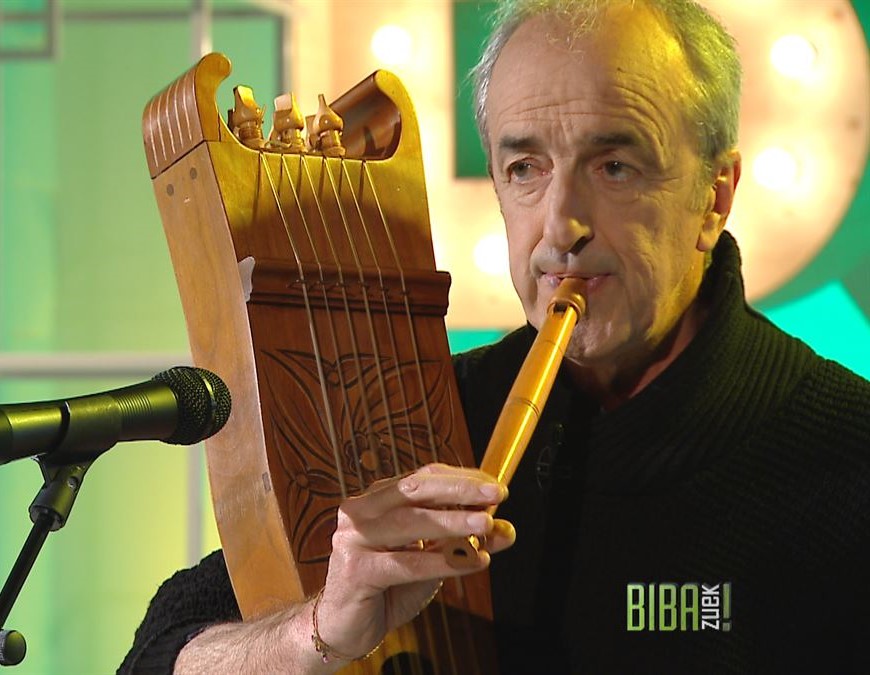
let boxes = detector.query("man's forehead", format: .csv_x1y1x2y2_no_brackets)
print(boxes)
487,7,690,103
485,9,693,161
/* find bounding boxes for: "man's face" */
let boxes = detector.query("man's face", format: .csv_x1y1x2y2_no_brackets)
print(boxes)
486,8,729,376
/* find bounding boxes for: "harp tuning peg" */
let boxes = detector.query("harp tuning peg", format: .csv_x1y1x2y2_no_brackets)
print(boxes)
311,94,346,158
269,93,307,153
229,85,266,149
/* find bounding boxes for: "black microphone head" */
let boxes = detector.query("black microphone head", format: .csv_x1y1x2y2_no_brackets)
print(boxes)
152,367,232,444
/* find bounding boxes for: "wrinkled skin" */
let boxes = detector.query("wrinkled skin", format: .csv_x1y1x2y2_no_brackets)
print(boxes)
486,7,740,406
316,464,514,658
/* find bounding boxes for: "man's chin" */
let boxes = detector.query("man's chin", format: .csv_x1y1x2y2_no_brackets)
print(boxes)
563,326,618,366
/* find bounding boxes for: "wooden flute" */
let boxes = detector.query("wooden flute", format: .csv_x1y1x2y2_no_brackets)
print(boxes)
446,277,587,567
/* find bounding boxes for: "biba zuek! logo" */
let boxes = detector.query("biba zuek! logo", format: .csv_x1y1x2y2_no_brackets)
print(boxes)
626,582,732,632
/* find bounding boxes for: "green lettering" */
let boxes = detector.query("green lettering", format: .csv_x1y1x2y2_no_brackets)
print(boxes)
722,582,732,632
627,584,645,631
681,584,699,631
658,584,678,631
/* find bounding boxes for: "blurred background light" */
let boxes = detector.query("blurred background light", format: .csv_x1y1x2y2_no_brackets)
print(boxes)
702,0,868,300
473,233,510,276
370,24,413,66
752,147,800,192
770,34,818,79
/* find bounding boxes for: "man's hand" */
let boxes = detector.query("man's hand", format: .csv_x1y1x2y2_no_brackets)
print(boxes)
175,462,514,674
315,462,514,660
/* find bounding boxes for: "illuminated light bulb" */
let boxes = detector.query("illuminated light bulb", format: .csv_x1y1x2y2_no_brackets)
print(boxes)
473,234,510,276
752,147,800,192
370,25,413,66
770,34,818,80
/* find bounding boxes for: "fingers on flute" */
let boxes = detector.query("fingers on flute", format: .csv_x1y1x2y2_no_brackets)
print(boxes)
328,531,492,593
367,546,492,585
342,463,507,520
336,506,496,550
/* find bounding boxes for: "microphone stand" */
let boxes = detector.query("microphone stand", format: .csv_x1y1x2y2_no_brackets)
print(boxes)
0,457,93,666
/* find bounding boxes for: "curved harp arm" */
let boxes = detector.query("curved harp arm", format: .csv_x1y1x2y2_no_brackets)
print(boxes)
445,278,586,568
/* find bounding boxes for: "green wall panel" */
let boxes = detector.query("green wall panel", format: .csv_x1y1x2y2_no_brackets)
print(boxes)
0,62,58,354
452,0,495,177
762,282,870,379
448,328,507,353
0,8,277,673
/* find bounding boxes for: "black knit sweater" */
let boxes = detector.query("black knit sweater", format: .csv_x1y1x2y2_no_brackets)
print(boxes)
121,233,870,673
456,233,870,672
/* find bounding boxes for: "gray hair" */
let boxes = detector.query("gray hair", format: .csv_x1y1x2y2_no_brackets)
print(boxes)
471,0,741,178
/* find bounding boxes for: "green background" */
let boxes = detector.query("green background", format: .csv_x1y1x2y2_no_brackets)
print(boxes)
0,1,867,672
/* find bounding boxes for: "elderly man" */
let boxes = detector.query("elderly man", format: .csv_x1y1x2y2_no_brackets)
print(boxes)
122,0,869,672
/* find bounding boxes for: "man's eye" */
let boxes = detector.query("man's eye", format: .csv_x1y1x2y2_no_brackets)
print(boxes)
601,161,635,182
507,161,536,182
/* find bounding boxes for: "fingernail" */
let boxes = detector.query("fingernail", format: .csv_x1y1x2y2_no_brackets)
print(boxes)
479,483,503,500
399,478,419,494
466,512,491,532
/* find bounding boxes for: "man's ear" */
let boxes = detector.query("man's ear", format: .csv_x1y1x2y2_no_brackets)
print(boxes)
697,150,741,253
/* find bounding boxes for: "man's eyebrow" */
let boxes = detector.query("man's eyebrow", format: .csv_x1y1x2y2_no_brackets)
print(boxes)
496,134,540,154
496,131,649,153
587,131,644,148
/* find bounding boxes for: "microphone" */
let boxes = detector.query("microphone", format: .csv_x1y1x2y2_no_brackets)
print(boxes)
0,367,231,466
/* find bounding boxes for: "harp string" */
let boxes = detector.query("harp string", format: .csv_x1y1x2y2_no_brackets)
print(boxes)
273,150,425,674
339,161,420,472
296,156,388,485
337,160,452,675
362,162,482,675
262,135,472,674
320,159,403,479
260,153,359,495
361,163,438,462
295,154,426,675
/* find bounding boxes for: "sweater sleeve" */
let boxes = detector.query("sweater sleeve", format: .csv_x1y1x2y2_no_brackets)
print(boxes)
117,550,241,674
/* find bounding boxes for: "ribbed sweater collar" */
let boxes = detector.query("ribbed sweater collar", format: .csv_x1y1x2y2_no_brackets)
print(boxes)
545,231,814,494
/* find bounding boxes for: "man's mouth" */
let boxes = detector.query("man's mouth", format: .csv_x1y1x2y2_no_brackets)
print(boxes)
544,272,610,292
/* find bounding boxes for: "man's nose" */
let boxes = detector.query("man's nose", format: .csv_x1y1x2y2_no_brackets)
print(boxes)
543,173,592,253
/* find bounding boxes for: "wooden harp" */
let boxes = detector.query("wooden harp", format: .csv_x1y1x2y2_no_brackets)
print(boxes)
142,53,497,672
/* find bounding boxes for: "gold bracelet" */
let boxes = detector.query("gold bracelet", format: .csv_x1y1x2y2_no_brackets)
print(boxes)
310,588,383,664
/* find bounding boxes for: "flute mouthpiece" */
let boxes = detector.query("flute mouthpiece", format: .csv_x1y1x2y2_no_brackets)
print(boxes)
548,277,586,315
